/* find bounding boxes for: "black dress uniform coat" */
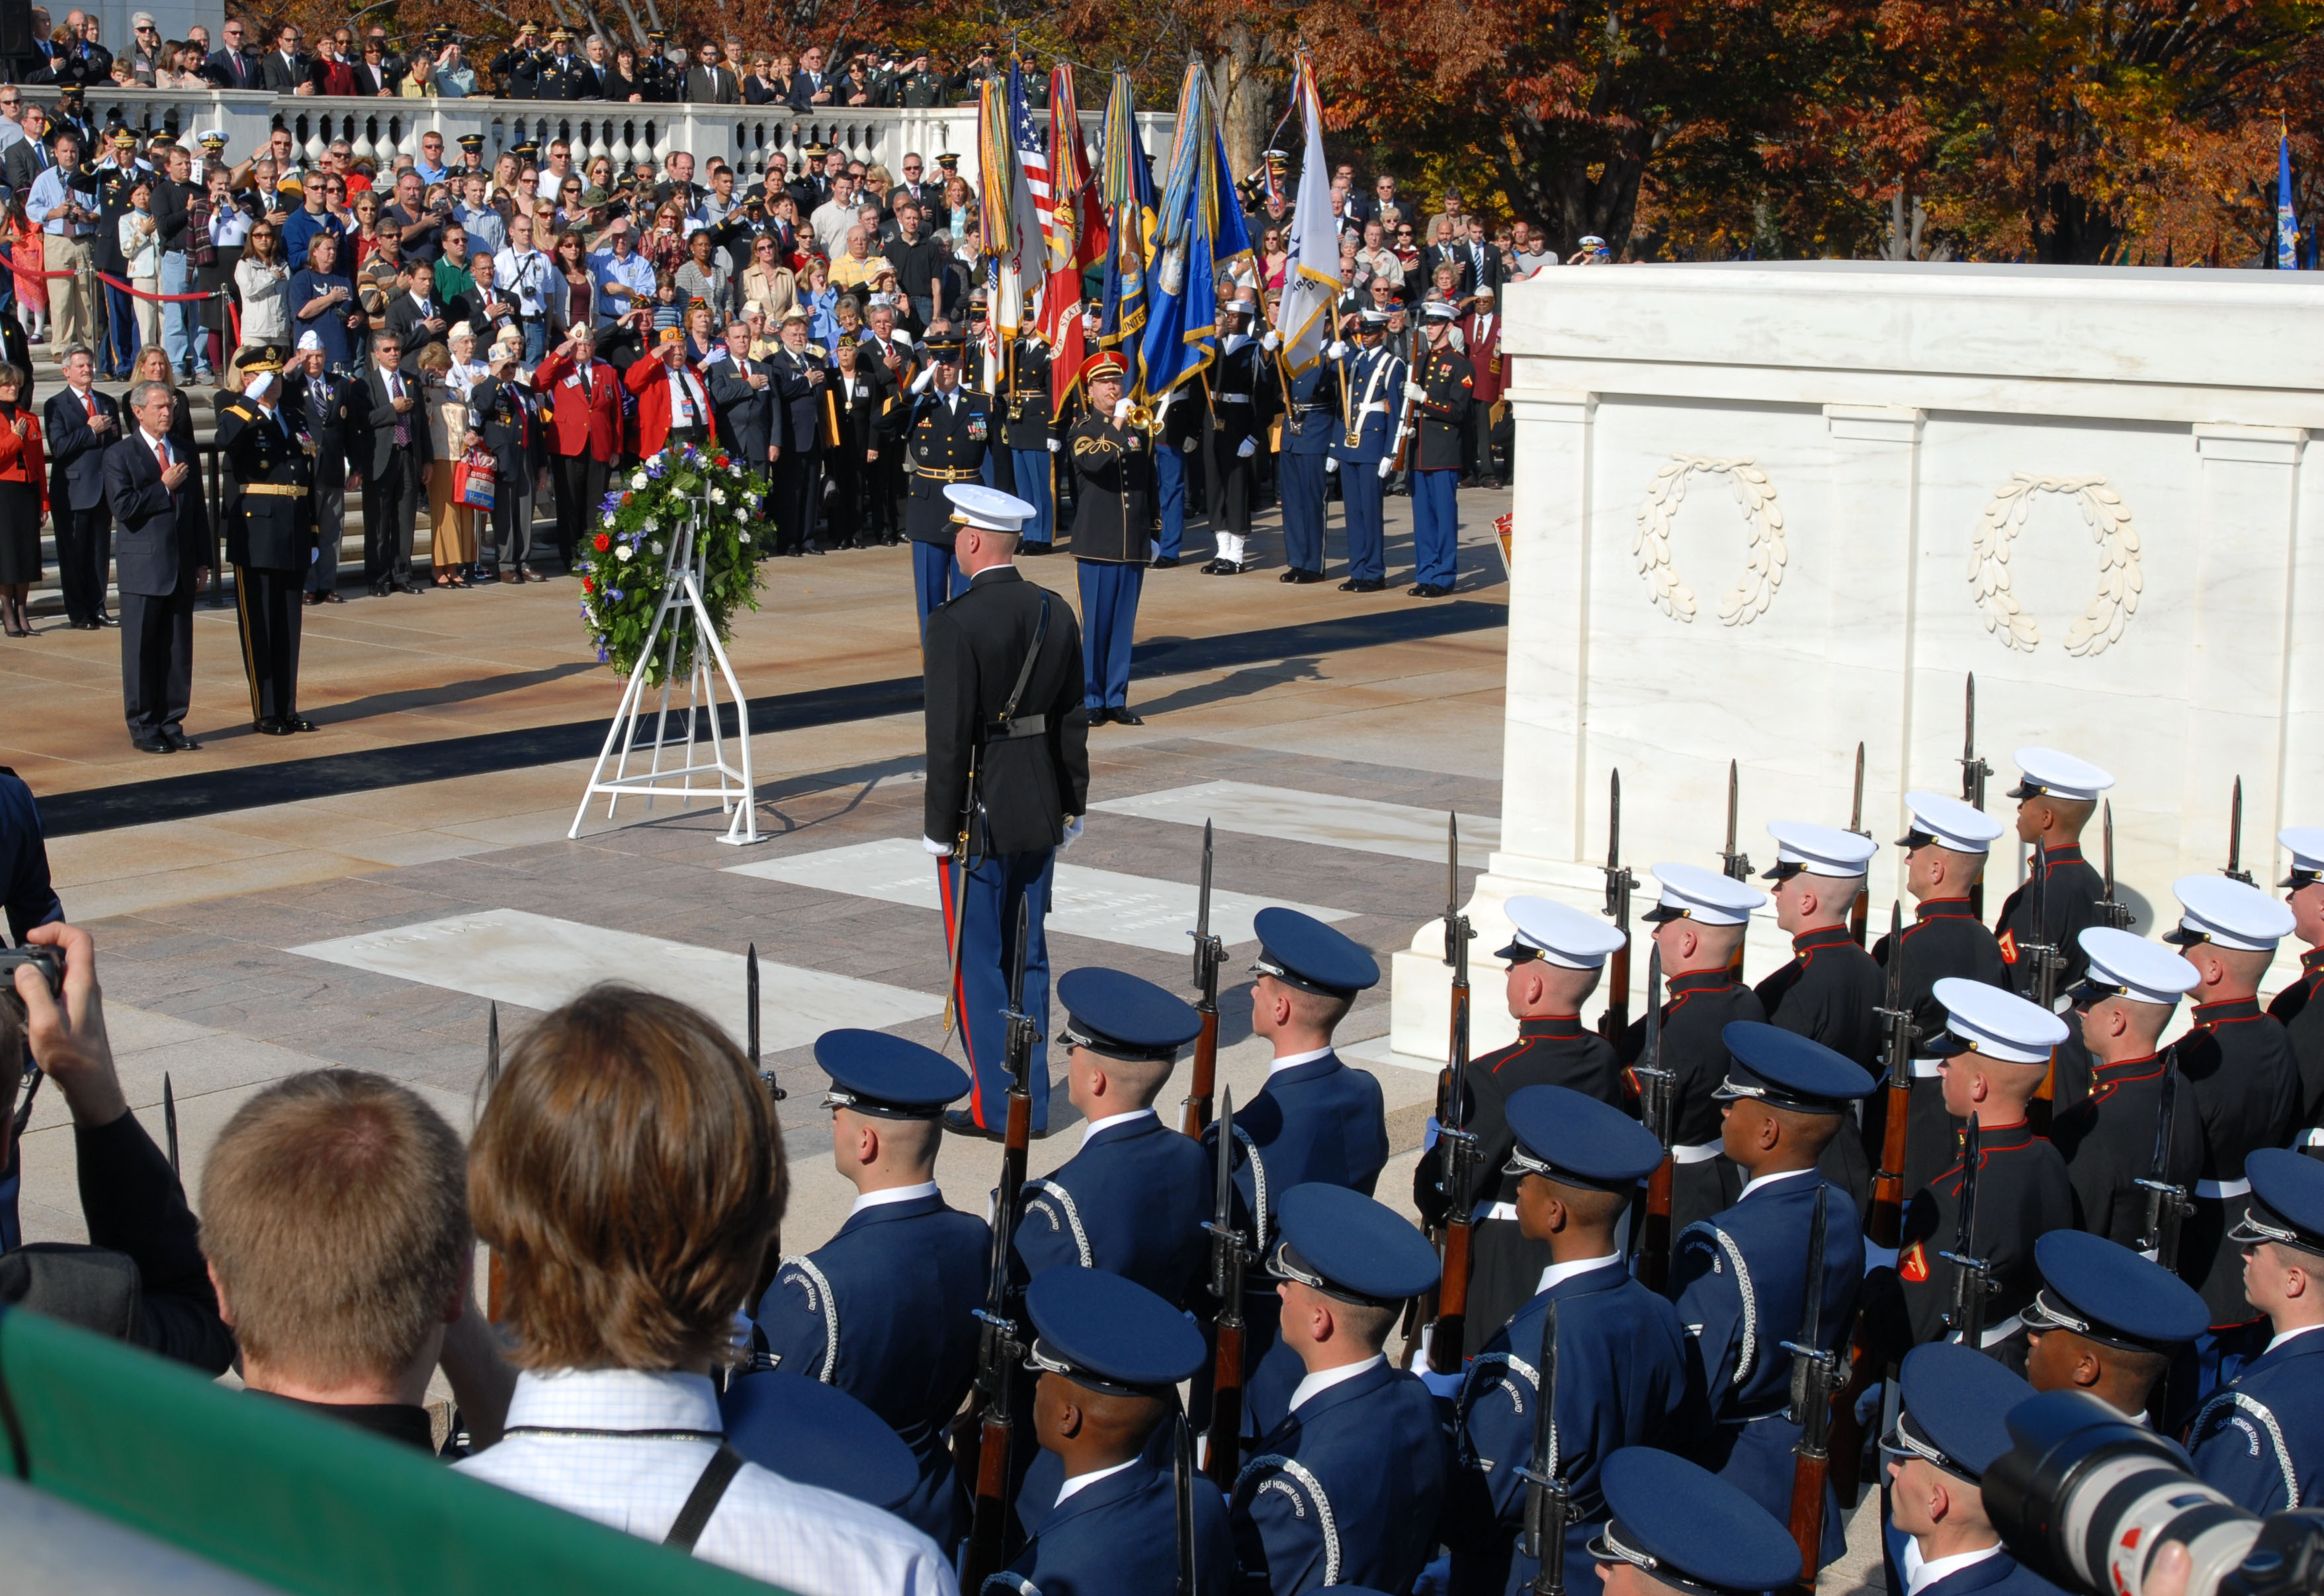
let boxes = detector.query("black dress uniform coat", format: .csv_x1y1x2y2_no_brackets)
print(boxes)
490,45,540,97
1000,339,1054,452
823,359,888,545
1410,345,1475,472
217,394,314,727
1896,1117,2076,1357
1995,844,2108,998
2268,947,2324,1149
1868,899,2012,1196
1756,924,1883,1214
2051,1049,2206,1249
921,566,1089,859
903,383,994,545
1066,411,1150,563
1204,339,1275,535
708,353,777,466
2176,997,2302,1326
1415,1014,1623,1356
1619,969,1766,1239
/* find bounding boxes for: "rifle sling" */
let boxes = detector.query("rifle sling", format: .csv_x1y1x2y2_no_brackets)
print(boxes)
985,594,1052,746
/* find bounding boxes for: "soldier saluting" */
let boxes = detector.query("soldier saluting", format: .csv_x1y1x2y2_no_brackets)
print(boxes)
1068,350,1152,726
903,332,998,628
218,349,316,736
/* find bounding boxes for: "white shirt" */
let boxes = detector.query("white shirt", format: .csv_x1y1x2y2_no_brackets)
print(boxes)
142,427,173,471
1080,1107,1155,1151
1051,1456,1138,1507
1268,1046,1333,1077
1737,1166,1819,1202
457,1369,956,1596
496,244,552,314
1535,1252,1624,1295
1286,1352,1385,1417
537,164,570,201
1901,1540,2005,1596
2267,1322,2324,1355
847,1179,939,1221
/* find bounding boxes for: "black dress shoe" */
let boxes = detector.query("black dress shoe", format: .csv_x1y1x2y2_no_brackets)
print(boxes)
282,716,318,732
96,611,118,627
1108,706,1144,725
323,590,346,603
132,736,171,753
256,717,294,736
1280,568,1324,584
1206,560,1244,576
1340,577,1387,593
943,1108,1000,1141
73,619,101,631
396,580,425,594
1408,582,1451,599
1021,542,1053,556
370,580,394,597
1150,554,1178,570
161,728,201,752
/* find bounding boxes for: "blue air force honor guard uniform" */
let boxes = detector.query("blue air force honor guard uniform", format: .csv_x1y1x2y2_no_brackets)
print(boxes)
753,1031,988,1545
1881,1345,2067,1596
2020,1229,2208,1421
2270,829,2324,1144
1401,300,1473,598
1440,1086,1692,1596
1066,351,1150,725
1230,1184,1448,1596
1589,1448,1802,1596
1324,311,1400,592
1014,969,1209,1307
2188,1149,2324,1512
1276,346,1338,584
218,351,316,734
904,335,998,627
1667,1022,1870,1567
1002,1267,1236,1596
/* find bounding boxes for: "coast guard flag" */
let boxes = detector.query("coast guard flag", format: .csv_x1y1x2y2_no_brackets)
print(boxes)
1275,54,1340,376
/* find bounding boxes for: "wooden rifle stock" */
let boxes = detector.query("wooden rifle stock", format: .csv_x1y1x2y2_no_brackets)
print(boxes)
1601,938,1631,1041
1180,1008,1219,1137
1207,1321,1245,1485
965,1410,1013,1582
1868,1073,1912,1251
1787,1446,1830,1593
1637,1157,1674,1294
1431,1218,1472,1372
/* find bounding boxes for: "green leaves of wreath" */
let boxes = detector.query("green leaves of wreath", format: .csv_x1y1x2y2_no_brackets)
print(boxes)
578,442,767,684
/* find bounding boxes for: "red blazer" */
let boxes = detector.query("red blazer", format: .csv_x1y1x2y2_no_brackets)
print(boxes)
0,406,47,512
535,350,623,462
624,351,720,460
1463,312,1504,405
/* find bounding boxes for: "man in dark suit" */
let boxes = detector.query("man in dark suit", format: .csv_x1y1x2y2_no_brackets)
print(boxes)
43,345,119,630
386,259,451,356
286,335,352,604
707,318,775,482
216,351,315,734
685,40,740,105
200,15,261,89
104,380,210,752
766,308,826,558
348,332,430,596
920,483,1089,1135
258,23,311,94
2,107,54,200
787,43,832,109
1451,214,1506,302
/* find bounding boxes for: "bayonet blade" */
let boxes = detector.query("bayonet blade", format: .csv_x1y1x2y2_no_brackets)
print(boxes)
1194,819,1214,987
1605,770,1623,916
1175,1413,1197,1596
1798,1182,1828,1356
1720,761,1751,880
1214,1086,1237,1235
163,1071,179,1178
484,1001,501,1096
2227,777,2253,884
1850,742,1866,834
1443,812,1461,967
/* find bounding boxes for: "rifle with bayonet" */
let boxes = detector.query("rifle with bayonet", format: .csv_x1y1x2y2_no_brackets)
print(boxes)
1428,858,1478,1376
748,944,784,1101
2100,803,2133,930
1600,771,1636,1040
2135,1048,2188,1272
961,896,1040,1591
2024,849,2061,1135
1783,1183,1838,1593
1720,760,1750,981
1959,674,1993,922
1848,742,1870,948
1868,901,1915,1250
1175,1413,1199,1595
1204,1086,1250,1485
1941,1117,1994,1349
486,1004,506,1323
2227,776,2255,885
1181,820,1225,1135
1516,1296,1568,1596
1632,947,1674,1292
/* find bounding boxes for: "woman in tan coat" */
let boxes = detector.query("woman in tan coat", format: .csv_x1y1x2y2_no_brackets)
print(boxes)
416,341,477,587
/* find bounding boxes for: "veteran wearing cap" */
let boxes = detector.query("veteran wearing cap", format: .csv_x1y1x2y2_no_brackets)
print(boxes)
717,1368,918,1520
1002,1268,1235,1596
1199,296,1277,576
1667,1022,1868,1564
1871,791,2013,1196
216,348,317,736
1413,896,1625,1356
1067,350,1152,725
1440,1086,1692,1591
1324,308,1403,591
2188,1149,2324,1512
1996,748,2116,1012
2269,828,2324,1148
1013,969,1209,1306
1617,862,1768,1237
753,1030,987,1545
2166,873,2302,1390
1230,1184,1447,1596
2022,1229,2208,1421
902,331,998,624
1879,1345,2063,1596
1588,1448,1801,1596
1399,298,1475,598
1896,980,2077,1357
2048,928,2204,1251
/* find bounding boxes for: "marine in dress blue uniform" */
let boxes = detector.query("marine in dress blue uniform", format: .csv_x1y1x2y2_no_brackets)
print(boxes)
1438,1086,1694,1596
753,1030,989,1544
1587,1447,1801,1596
1014,968,1209,1308
1668,1022,1872,1567
1325,310,1400,592
1995,749,2116,1008
1880,1345,2068,1596
1230,1184,1447,1596
2049,929,2204,1252
2020,1229,2208,1423
2268,829,2324,1151
2188,1150,2324,1512
905,335,999,627
1066,351,1150,725
1275,352,1337,584
1401,300,1473,599
993,1268,1234,1596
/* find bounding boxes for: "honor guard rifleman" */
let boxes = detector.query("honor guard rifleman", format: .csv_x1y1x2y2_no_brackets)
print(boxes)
1588,1448,1802,1596
1668,1022,1869,1567
1880,1345,2067,1596
1003,1267,1236,1596
1275,333,1337,585
1324,310,1400,592
2163,873,2300,1395
1013,969,1209,1307
2020,1229,2208,1420
921,483,1088,1137
218,350,316,735
1412,895,1626,1356
2188,1149,2324,1513
718,1365,918,1521
1000,331,1058,554
1996,748,2114,1001
2048,928,2204,1251
1438,1086,1692,1594
1894,979,2077,1360
1870,792,2012,1199
904,334,996,627
1201,298,1277,576
1068,351,1151,726
1399,300,1473,599
2268,828,2324,1150
1617,864,1768,1239
1228,1184,1448,1596
753,1030,987,1545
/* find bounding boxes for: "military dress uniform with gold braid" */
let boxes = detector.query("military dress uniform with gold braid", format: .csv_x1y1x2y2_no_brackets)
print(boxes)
1404,324,1474,596
1002,337,1058,552
903,359,994,628
1068,398,1151,719
217,377,316,734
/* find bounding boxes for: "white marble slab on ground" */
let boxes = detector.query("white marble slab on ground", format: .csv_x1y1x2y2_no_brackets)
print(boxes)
1088,780,1500,864
1340,1033,1451,1075
290,908,941,1051
724,836,1353,953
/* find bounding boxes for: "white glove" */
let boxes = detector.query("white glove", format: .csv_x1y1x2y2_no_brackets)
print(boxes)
1324,455,1338,474
1046,437,1061,453
909,363,936,394
1378,458,1395,479
1112,398,1133,420
1325,339,1350,361
1061,815,1084,848
1403,380,1428,402
1180,437,1197,454
921,835,951,857
1260,330,1281,352
1236,437,1256,459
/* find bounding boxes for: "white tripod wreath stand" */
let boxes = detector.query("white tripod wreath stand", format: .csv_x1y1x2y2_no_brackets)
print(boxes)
568,507,761,844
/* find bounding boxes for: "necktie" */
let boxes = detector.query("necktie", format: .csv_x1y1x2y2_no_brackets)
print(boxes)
157,436,169,470
390,373,409,445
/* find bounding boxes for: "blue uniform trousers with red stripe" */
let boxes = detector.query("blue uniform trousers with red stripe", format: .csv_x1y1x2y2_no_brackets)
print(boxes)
939,846,1054,1131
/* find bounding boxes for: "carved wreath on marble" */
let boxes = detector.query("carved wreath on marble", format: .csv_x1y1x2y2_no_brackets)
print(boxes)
1969,474,2143,656
1633,456,1787,625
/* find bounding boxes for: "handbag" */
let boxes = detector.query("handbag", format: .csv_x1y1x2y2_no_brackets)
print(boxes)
452,447,497,510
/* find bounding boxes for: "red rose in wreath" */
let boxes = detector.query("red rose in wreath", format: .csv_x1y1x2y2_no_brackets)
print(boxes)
581,576,595,594
714,454,730,468
594,532,612,552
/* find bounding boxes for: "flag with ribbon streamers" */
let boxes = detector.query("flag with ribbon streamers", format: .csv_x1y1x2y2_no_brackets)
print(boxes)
1139,60,1219,401
1098,69,1156,367
974,65,1047,378
1274,53,1341,375
1041,64,1108,414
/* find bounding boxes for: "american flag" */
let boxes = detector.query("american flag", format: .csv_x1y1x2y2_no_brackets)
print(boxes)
1009,58,1049,211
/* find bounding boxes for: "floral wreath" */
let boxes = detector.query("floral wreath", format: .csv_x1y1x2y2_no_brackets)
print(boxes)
578,441,765,684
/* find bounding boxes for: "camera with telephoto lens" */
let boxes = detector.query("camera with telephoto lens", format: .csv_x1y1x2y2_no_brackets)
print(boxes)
1987,1392,2324,1596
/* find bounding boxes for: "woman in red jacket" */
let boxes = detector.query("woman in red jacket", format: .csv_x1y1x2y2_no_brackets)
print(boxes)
624,326,719,459
0,361,47,637
533,323,624,572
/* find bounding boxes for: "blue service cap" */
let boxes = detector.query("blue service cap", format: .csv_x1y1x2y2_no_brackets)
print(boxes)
1250,907,1381,998
1504,1084,1665,1191
1266,1182,1439,1306
2022,1229,2208,1351
1023,1266,1206,1397
1716,1021,1875,1114
1590,1446,1802,1596
812,1028,970,1118
1887,1342,2035,1482
1056,967,1201,1063
718,1368,917,1512
2233,1148,2324,1256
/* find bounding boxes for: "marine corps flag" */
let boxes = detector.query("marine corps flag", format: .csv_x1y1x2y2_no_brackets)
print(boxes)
1041,64,1108,416
1274,52,1340,376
